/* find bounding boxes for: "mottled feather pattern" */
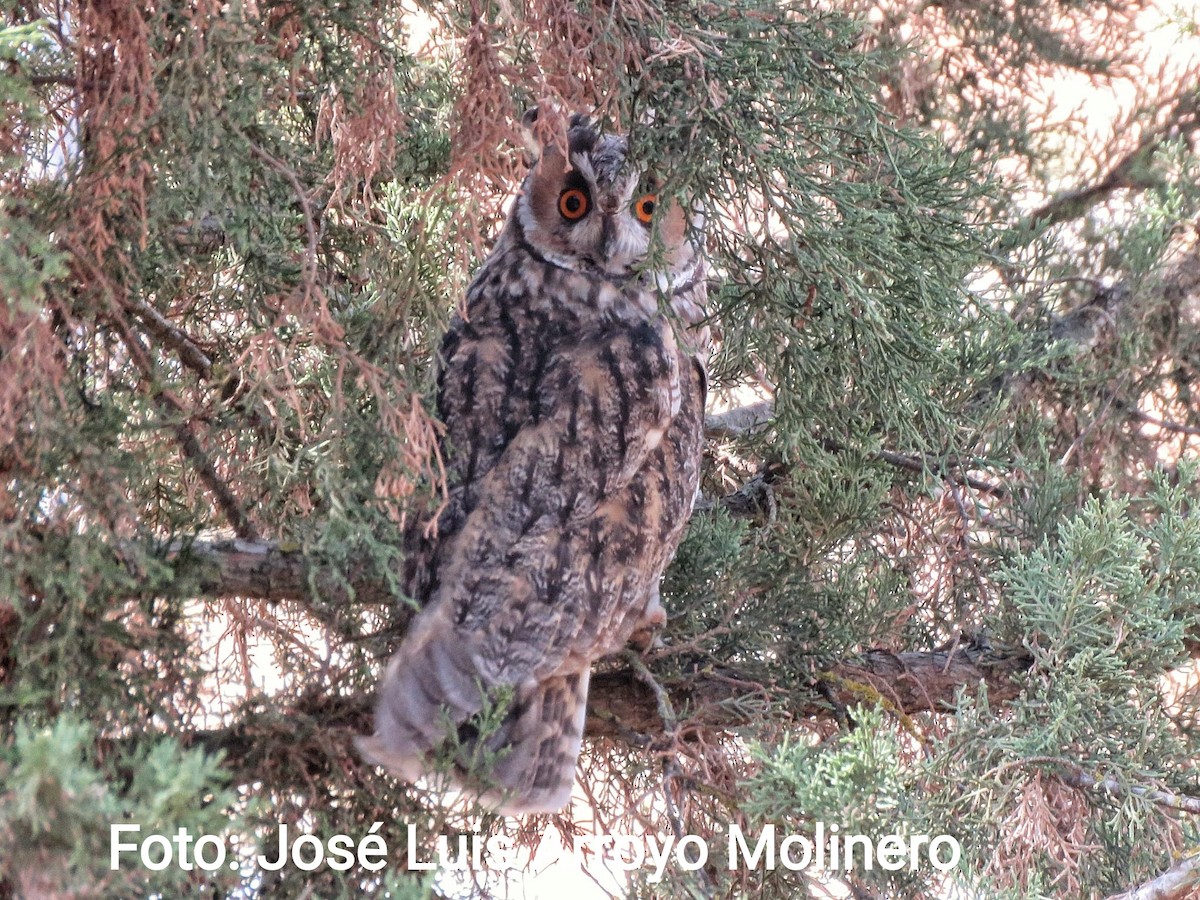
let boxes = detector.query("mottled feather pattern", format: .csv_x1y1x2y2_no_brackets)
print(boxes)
360,111,707,813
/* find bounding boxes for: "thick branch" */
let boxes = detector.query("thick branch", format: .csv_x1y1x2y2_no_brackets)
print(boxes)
186,640,1035,766
168,541,1035,742
585,639,1033,741
165,539,401,608
1106,853,1200,900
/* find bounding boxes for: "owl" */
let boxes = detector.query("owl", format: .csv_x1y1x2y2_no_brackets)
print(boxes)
357,109,708,814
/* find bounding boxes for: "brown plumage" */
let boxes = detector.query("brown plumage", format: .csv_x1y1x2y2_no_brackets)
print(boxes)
358,109,708,813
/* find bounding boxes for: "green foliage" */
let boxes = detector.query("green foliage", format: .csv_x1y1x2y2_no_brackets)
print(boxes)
3,0,1200,897
927,470,1200,894
738,707,938,898
0,715,239,897
747,707,909,835
636,6,996,460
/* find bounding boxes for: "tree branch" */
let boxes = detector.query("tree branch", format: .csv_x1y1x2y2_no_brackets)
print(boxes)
1062,769,1200,816
871,447,1008,498
124,296,213,380
705,400,774,438
164,413,260,541
1122,404,1200,438
1105,852,1200,900
583,637,1033,742
1025,87,1200,231
103,305,258,540
163,538,402,608
704,400,1009,497
596,639,1027,741
184,638,1036,768
163,539,1037,737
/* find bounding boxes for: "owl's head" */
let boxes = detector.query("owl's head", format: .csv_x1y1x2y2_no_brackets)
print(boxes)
514,108,699,284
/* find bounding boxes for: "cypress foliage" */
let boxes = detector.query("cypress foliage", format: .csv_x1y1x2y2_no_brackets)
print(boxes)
2,0,1198,897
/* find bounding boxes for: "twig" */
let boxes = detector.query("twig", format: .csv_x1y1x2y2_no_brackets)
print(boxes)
1025,87,1200,231
249,142,320,307
1059,381,1126,466
623,650,682,748
167,408,259,540
704,401,1009,497
123,296,213,380
621,656,685,834
29,73,79,87
987,756,1200,816
874,447,1007,498
1063,770,1200,815
1124,405,1200,438
109,316,258,541
622,650,716,898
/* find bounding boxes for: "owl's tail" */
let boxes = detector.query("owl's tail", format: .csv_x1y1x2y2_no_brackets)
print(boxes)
356,623,485,786
357,629,587,815
478,669,589,814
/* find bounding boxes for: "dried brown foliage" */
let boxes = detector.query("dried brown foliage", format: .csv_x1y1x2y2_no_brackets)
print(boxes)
71,0,158,259
3,0,1200,896
989,773,1098,895
317,30,406,207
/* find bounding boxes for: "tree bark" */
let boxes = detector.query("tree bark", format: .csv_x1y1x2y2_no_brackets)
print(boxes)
168,540,1036,730
1105,853,1200,900
165,538,402,607
584,638,1033,741
182,637,1035,769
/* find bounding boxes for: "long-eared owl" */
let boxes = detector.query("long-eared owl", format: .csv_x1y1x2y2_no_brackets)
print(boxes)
358,108,709,814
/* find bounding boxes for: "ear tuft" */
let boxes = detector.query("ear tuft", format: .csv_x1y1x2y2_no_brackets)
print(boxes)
520,102,570,173
567,114,597,156
520,106,542,163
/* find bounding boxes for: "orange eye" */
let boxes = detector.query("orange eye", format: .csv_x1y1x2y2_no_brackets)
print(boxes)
558,188,589,220
633,194,657,224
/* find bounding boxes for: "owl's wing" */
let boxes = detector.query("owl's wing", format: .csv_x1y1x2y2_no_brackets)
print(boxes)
366,316,689,803
434,309,683,504
434,313,685,664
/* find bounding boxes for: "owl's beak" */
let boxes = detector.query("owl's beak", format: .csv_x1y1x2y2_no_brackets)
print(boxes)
599,214,616,258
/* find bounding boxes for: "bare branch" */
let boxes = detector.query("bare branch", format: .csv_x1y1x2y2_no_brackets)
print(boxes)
705,400,774,438
28,74,77,87
163,407,260,541
824,437,1010,498
1062,770,1200,815
124,296,213,380
1106,852,1200,900
873,447,1008,498
182,638,1036,772
703,401,1009,497
106,310,259,541
1124,405,1200,438
1026,87,1200,231
249,142,321,306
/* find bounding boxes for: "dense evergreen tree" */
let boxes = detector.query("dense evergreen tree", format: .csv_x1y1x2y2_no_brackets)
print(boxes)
1,0,1198,896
